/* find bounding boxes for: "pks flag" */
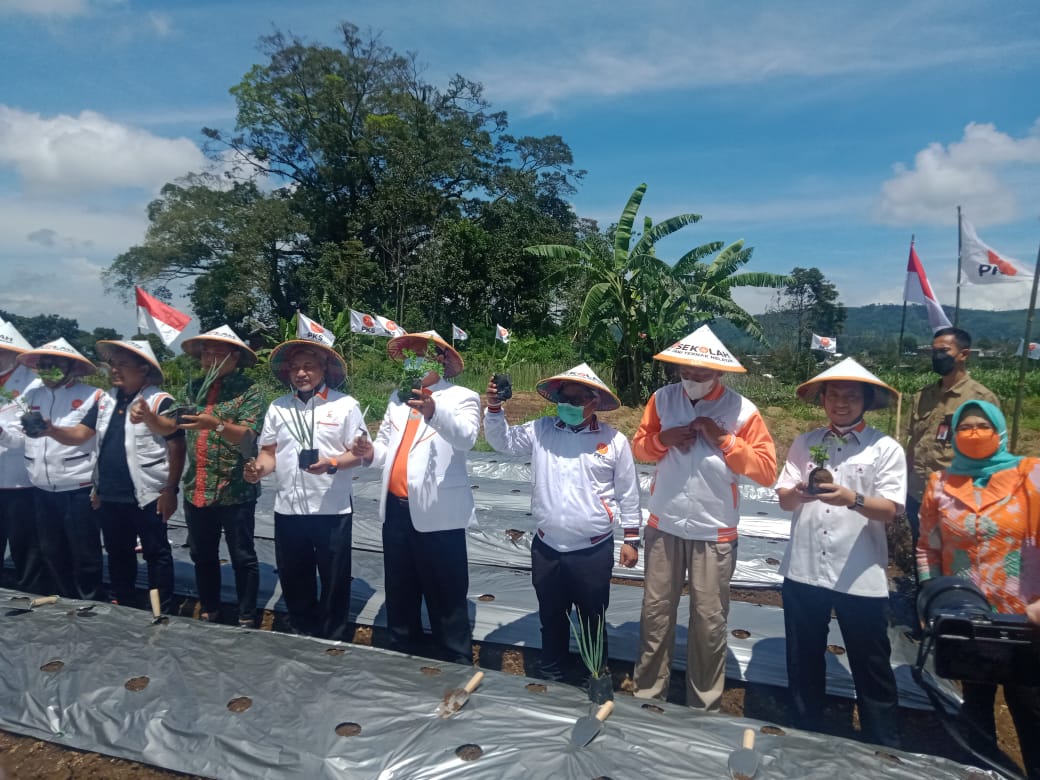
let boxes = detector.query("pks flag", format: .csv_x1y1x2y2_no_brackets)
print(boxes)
903,244,953,331
960,219,1033,285
296,312,335,347
495,324,510,344
349,310,406,338
135,286,190,346
451,324,468,341
810,333,837,353
1015,339,1040,360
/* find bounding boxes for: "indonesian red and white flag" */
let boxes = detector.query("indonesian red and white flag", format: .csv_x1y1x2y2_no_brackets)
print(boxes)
135,286,190,346
1015,339,1040,360
495,324,510,344
349,310,406,338
903,244,952,331
451,323,468,341
960,219,1033,285
810,333,837,353
296,312,335,347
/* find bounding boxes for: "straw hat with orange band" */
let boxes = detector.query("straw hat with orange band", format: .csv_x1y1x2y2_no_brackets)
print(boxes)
180,325,257,367
535,362,621,412
795,357,898,411
18,337,97,379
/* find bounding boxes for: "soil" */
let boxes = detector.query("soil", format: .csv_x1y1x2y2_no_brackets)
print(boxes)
0,392,1029,778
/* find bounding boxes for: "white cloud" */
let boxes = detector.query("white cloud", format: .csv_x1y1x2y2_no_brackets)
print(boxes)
147,11,173,37
875,121,1040,227
0,0,90,17
0,105,206,194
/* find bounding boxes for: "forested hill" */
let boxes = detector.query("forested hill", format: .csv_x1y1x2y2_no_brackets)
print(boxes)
712,304,1031,354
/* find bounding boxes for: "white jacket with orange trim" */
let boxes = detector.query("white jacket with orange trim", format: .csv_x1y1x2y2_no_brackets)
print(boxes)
484,411,641,552
22,381,103,492
633,381,776,542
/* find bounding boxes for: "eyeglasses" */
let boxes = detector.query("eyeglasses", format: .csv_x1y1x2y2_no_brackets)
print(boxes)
955,423,995,433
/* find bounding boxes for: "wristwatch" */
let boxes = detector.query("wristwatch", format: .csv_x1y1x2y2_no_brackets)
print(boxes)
215,421,226,434
327,463,338,475
848,492,865,511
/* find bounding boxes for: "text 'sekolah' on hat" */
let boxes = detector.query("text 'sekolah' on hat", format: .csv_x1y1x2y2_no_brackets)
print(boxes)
17,337,96,378
387,330,464,379
0,320,32,355
795,357,898,411
268,338,348,389
652,324,747,373
180,325,257,368
536,362,621,412
96,339,164,384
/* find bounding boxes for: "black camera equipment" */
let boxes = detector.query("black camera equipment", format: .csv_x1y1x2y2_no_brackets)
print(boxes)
912,576,1040,780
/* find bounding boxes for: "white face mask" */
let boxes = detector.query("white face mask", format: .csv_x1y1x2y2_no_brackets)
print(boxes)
681,378,715,400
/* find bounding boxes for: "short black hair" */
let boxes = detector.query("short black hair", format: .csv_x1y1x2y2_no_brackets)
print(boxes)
933,327,971,351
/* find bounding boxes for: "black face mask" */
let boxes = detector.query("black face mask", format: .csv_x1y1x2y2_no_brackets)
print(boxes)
931,350,956,376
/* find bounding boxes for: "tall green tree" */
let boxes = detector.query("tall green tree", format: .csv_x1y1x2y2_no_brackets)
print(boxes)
527,184,787,404
770,266,846,352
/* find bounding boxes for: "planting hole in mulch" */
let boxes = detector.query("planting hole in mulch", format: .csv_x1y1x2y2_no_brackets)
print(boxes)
335,722,362,737
510,489,522,494
505,529,525,542
471,485,479,490
827,644,846,656
455,744,483,762
731,629,751,639
640,703,665,714
477,594,495,602
219,558,229,565
760,725,786,736
325,647,346,656
765,557,780,566
40,660,64,673
874,751,902,764
525,683,547,693
124,676,150,692
227,696,252,713
420,666,442,676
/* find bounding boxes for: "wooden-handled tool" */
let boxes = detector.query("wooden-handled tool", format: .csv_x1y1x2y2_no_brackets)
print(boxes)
437,670,484,718
8,595,58,614
570,700,614,747
727,728,759,779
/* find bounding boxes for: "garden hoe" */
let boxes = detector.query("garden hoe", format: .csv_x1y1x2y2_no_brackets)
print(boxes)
569,700,613,747
437,670,484,718
727,728,759,779
8,595,58,615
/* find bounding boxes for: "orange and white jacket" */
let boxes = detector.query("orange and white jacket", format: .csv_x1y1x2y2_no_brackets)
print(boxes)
633,382,776,542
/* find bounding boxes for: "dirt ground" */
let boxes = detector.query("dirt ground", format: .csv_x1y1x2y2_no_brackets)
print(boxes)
0,393,1029,778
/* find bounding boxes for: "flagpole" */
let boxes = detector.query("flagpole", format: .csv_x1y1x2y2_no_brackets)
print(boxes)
954,206,962,326
898,235,913,362
1010,240,1040,451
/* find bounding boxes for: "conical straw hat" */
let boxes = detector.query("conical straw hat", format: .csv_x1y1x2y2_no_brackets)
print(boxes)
0,320,32,353
653,325,745,373
268,340,348,389
18,337,96,377
181,325,257,367
96,339,164,383
536,363,621,412
795,357,898,411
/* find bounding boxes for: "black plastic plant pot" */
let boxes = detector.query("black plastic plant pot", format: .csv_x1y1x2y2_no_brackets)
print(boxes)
298,448,320,470
20,411,47,438
587,674,614,704
398,378,422,403
168,405,199,426
492,374,513,402
807,467,834,495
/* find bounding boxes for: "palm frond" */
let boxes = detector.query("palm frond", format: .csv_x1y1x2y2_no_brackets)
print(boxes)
613,184,647,262
632,213,702,256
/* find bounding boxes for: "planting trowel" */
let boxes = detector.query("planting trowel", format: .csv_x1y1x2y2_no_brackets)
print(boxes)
8,595,58,615
149,589,167,624
437,670,484,718
570,700,613,747
727,728,759,779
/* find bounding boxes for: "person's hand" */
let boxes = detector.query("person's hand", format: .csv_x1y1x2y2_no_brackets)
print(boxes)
178,412,221,431
1026,598,1040,625
407,390,435,421
306,456,338,475
485,377,503,408
691,416,728,448
350,435,374,461
791,482,816,503
813,483,855,508
619,543,639,568
659,423,697,453
156,490,177,522
242,458,262,484
90,491,100,510
129,397,154,426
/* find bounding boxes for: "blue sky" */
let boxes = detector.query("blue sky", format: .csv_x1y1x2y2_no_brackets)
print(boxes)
0,0,1038,338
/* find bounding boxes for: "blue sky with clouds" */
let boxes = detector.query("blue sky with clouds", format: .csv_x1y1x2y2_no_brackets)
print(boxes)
0,0,1038,337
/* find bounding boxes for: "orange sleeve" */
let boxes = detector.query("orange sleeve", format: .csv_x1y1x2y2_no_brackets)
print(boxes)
916,471,944,581
632,394,667,463
720,410,776,487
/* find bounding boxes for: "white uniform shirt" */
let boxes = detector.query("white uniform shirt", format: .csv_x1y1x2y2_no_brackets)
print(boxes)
483,411,642,552
775,424,907,597
0,364,39,488
259,388,363,516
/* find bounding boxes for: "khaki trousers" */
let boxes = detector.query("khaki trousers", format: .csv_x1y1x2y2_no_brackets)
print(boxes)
632,525,736,710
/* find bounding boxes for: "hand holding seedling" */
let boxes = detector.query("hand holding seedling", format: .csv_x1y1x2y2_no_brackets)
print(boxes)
659,422,697,453
485,377,504,407
691,416,728,448
406,390,435,421
350,434,373,462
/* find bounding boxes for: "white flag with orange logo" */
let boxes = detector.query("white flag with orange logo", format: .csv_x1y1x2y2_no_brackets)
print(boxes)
350,309,386,336
1015,339,1040,360
296,312,335,347
810,333,837,353
451,323,468,341
495,324,510,344
375,314,406,338
960,219,1033,285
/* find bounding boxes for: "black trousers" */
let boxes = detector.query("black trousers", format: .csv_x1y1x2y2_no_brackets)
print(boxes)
962,681,1040,779
0,487,50,593
184,501,258,623
905,494,922,554
382,493,471,665
782,577,900,748
531,534,613,680
35,487,104,601
99,499,174,614
274,512,353,640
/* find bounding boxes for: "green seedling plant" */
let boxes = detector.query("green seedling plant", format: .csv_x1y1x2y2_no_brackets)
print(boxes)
36,366,66,384
0,384,29,413
165,355,229,418
398,341,438,401
567,607,606,679
282,406,315,450
808,439,843,494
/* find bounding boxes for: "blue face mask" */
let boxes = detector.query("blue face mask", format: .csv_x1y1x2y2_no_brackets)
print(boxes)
403,356,428,371
557,402,589,426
